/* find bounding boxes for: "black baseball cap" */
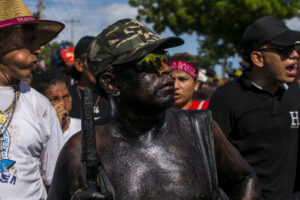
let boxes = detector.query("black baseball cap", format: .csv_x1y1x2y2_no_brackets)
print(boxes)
74,36,95,58
241,16,300,55
72,36,95,80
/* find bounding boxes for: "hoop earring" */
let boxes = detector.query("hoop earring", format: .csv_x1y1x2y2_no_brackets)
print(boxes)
101,79,120,97
111,88,120,97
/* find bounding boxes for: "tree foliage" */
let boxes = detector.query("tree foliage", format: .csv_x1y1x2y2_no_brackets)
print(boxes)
39,42,61,68
129,0,300,71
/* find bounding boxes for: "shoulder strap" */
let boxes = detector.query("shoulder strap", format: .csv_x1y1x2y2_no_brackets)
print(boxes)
197,101,206,110
189,110,220,200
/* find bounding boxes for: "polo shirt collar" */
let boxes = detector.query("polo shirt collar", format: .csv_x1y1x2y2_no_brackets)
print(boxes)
238,70,289,93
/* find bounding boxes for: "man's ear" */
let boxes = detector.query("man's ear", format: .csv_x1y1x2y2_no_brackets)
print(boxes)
73,58,84,72
99,72,120,97
251,51,264,68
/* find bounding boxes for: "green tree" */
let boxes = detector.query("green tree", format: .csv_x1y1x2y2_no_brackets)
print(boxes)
39,42,61,68
129,0,300,75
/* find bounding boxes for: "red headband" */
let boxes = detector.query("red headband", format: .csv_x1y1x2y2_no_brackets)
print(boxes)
170,60,198,79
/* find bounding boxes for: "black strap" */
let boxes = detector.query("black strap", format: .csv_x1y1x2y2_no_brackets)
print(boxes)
80,88,115,200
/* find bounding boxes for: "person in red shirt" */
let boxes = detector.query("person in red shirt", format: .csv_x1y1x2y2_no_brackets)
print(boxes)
171,52,209,110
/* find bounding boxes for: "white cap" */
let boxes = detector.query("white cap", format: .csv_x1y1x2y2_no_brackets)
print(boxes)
198,69,208,83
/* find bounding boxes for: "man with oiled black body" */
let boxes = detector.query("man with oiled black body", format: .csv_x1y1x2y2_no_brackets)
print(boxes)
48,19,261,200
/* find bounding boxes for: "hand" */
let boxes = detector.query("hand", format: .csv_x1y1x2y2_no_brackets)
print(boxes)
53,103,69,131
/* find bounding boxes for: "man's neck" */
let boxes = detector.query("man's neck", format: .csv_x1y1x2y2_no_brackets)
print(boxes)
250,70,280,95
112,103,165,139
0,73,11,86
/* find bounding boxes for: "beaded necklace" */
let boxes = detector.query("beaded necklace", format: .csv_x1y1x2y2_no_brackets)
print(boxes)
0,86,20,160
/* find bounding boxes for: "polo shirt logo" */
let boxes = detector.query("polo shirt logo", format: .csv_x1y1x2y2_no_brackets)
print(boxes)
289,111,300,128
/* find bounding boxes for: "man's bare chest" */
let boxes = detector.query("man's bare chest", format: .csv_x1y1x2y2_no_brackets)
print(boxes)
99,131,212,199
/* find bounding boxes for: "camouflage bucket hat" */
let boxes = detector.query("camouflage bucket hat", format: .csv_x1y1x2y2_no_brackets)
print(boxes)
88,18,184,77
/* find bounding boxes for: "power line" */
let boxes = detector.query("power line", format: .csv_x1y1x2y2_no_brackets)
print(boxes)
65,0,86,43
46,0,102,7
65,18,80,44
45,2,69,42
40,0,82,43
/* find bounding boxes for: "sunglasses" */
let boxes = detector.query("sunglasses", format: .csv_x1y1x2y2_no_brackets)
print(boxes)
108,52,170,74
257,44,300,58
136,52,170,73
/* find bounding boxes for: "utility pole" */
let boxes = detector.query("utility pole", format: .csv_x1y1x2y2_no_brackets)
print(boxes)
66,18,80,45
38,0,43,19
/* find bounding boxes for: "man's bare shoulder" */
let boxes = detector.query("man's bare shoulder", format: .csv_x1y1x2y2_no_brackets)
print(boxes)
62,120,112,159
56,132,83,175
48,132,84,199
65,131,81,148
49,121,113,200
64,115,113,149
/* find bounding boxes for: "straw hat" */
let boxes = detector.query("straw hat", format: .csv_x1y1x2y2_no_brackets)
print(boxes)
0,0,64,46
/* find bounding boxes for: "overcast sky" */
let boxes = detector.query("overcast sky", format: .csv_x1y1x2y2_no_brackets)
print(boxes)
24,0,300,74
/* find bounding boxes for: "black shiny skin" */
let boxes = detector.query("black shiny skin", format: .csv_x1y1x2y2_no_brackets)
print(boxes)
48,62,261,200
96,110,211,199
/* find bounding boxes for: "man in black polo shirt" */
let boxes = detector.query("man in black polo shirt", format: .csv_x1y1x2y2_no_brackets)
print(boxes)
209,16,300,200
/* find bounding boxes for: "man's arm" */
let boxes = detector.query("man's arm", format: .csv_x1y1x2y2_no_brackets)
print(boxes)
48,133,84,200
213,120,261,200
48,132,111,200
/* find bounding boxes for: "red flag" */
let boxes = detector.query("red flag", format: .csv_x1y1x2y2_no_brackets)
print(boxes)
60,47,75,66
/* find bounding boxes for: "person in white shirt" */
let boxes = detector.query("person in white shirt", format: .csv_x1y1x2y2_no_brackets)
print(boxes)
0,0,65,199
31,68,81,143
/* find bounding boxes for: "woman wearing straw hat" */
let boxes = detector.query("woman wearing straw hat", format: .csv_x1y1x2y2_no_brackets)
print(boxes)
0,0,65,199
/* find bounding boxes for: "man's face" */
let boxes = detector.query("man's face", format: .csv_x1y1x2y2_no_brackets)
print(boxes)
256,44,300,83
113,52,175,111
0,34,41,83
0,29,41,85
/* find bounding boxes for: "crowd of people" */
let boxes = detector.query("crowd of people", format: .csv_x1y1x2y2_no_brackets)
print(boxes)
0,0,300,200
